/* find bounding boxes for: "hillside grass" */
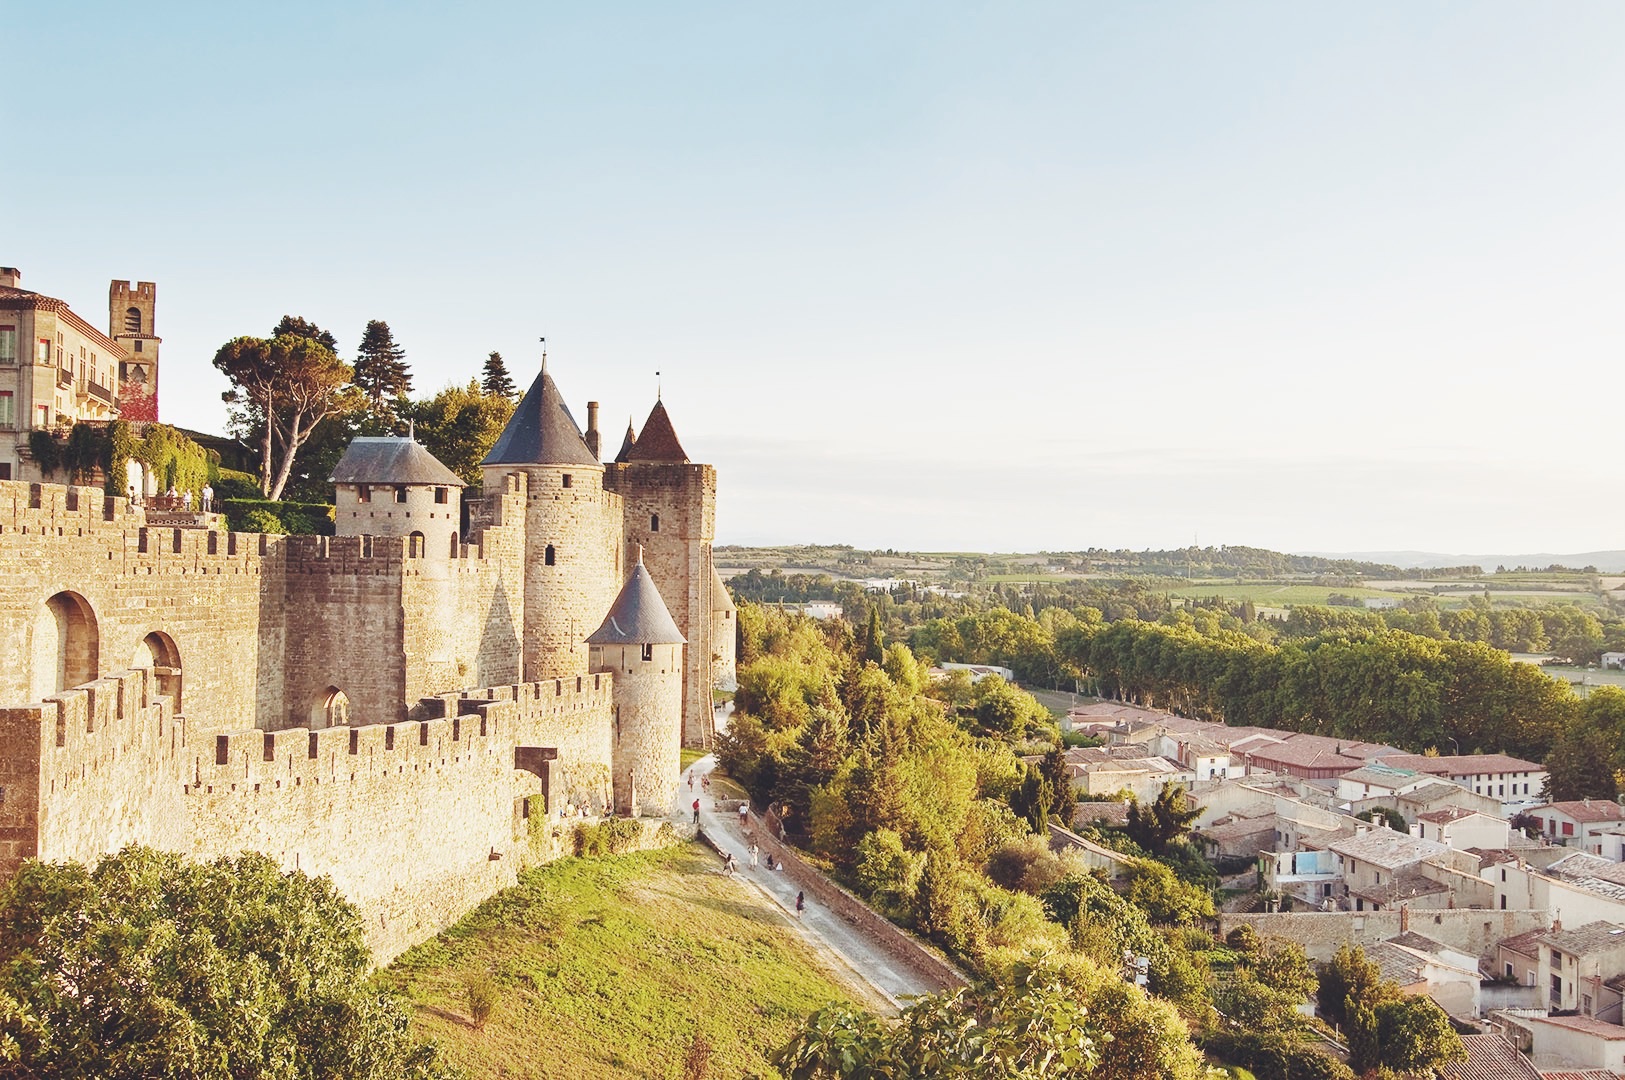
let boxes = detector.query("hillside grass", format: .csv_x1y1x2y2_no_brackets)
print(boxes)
378,843,856,1080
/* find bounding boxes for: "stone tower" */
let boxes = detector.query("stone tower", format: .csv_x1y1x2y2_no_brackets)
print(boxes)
481,363,623,681
331,435,464,557
588,550,686,816
604,399,718,748
109,279,159,421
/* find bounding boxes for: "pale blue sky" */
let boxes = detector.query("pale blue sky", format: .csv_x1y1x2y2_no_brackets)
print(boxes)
12,3,1625,554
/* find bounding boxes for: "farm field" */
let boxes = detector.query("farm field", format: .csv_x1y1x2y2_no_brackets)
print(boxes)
379,845,860,1080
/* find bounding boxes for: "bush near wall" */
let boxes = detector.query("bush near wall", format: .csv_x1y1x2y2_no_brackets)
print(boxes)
220,498,336,535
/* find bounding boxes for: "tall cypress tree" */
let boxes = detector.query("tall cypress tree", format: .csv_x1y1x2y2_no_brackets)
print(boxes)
353,320,412,412
481,350,517,399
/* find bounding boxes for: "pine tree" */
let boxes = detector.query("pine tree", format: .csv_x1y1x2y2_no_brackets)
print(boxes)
272,315,338,354
481,350,517,399
863,608,884,666
353,320,412,412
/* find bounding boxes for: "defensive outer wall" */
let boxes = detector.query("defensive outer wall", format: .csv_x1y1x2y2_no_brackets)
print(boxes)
0,473,719,962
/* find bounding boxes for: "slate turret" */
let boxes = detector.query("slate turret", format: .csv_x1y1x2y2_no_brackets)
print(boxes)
588,550,685,815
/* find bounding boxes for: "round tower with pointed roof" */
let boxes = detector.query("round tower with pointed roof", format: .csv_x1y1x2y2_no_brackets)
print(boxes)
588,550,686,816
332,435,464,557
481,362,624,680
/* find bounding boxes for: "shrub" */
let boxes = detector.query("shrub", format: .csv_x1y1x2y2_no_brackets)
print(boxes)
241,508,287,534
575,817,645,856
464,972,499,1030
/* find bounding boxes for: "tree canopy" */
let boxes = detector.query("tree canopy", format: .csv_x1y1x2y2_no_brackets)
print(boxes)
213,333,360,500
480,351,517,399
0,846,458,1079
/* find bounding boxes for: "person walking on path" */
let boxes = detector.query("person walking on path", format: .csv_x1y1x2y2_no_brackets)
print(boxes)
749,843,759,871
688,773,694,791
738,801,750,827
692,798,700,824
795,891,806,919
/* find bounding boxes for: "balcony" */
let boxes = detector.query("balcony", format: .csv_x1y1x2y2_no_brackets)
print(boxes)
87,380,113,405
56,367,74,390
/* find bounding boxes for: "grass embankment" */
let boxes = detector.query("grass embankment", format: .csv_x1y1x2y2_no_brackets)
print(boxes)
379,844,856,1080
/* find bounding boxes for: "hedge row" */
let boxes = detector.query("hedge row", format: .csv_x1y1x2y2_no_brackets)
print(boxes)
219,499,336,536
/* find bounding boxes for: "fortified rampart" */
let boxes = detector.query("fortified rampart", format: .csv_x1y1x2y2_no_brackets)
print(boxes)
0,367,734,964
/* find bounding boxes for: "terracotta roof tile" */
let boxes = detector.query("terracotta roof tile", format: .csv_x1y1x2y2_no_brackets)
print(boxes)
624,399,688,462
1440,1034,1541,1080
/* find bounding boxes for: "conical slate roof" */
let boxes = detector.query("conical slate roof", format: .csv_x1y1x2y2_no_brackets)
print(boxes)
624,400,688,462
331,436,464,486
709,564,735,613
481,364,599,467
613,420,638,463
586,553,686,645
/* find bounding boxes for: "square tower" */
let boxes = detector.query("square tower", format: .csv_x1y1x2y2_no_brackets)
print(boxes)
110,280,159,421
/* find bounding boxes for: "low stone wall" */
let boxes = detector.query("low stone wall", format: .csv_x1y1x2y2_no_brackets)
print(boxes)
719,805,966,996
1220,908,1549,963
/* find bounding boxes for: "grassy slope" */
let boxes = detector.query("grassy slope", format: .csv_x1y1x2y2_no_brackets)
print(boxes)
378,844,856,1080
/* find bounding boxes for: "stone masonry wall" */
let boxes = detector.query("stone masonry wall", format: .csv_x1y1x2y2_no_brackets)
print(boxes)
1220,908,1550,963
0,481,274,735
606,462,717,746
187,675,616,963
0,666,189,880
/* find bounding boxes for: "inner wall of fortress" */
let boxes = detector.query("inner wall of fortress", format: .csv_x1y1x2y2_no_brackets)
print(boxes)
0,469,724,962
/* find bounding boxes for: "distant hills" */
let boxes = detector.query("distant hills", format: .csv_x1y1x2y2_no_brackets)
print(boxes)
1300,550,1625,573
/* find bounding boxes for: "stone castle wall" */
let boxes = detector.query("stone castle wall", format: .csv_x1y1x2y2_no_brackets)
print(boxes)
0,464,713,964
0,481,275,734
606,462,717,746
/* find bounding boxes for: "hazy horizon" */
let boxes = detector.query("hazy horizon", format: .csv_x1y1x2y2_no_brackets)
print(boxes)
13,3,1625,554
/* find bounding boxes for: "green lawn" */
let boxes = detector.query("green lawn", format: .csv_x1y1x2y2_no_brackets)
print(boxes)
679,746,708,770
378,845,857,1080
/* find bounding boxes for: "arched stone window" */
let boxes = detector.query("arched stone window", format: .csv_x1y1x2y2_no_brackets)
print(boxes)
544,544,556,566
310,687,349,729
124,307,142,334
408,530,424,556
650,513,660,532
130,630,181,710
30,592,98,699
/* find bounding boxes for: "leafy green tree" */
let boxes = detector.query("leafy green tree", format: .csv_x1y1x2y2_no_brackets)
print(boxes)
353,319,412,413
1545,724,1622,800
852,829,923,909
774,964,1099,1079
0,846,458,1079
1121,860,1215,926
1351,996,1464,1076
1125,782,1203,858
405,379,517,488
213,333,361,499
480,350,517,399
1315,944,1395,1032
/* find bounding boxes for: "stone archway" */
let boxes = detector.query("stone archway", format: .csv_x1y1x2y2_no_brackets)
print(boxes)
309,687,350,729
30,592,98,700
130,631,182,711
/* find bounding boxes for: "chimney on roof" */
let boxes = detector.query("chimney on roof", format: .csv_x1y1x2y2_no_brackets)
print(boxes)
0,268,18,289
585,400,600,460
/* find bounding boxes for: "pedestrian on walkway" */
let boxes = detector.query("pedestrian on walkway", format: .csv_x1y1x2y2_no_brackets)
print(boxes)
687,773,693,790
692,798,700,824
201,483,214,512
702,774,710,791
795,891,805,919
723,853,736,876
738,801,749,826
749,843,759,870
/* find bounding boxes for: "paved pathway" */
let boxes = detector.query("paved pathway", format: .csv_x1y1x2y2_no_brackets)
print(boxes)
670,755,942,1013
